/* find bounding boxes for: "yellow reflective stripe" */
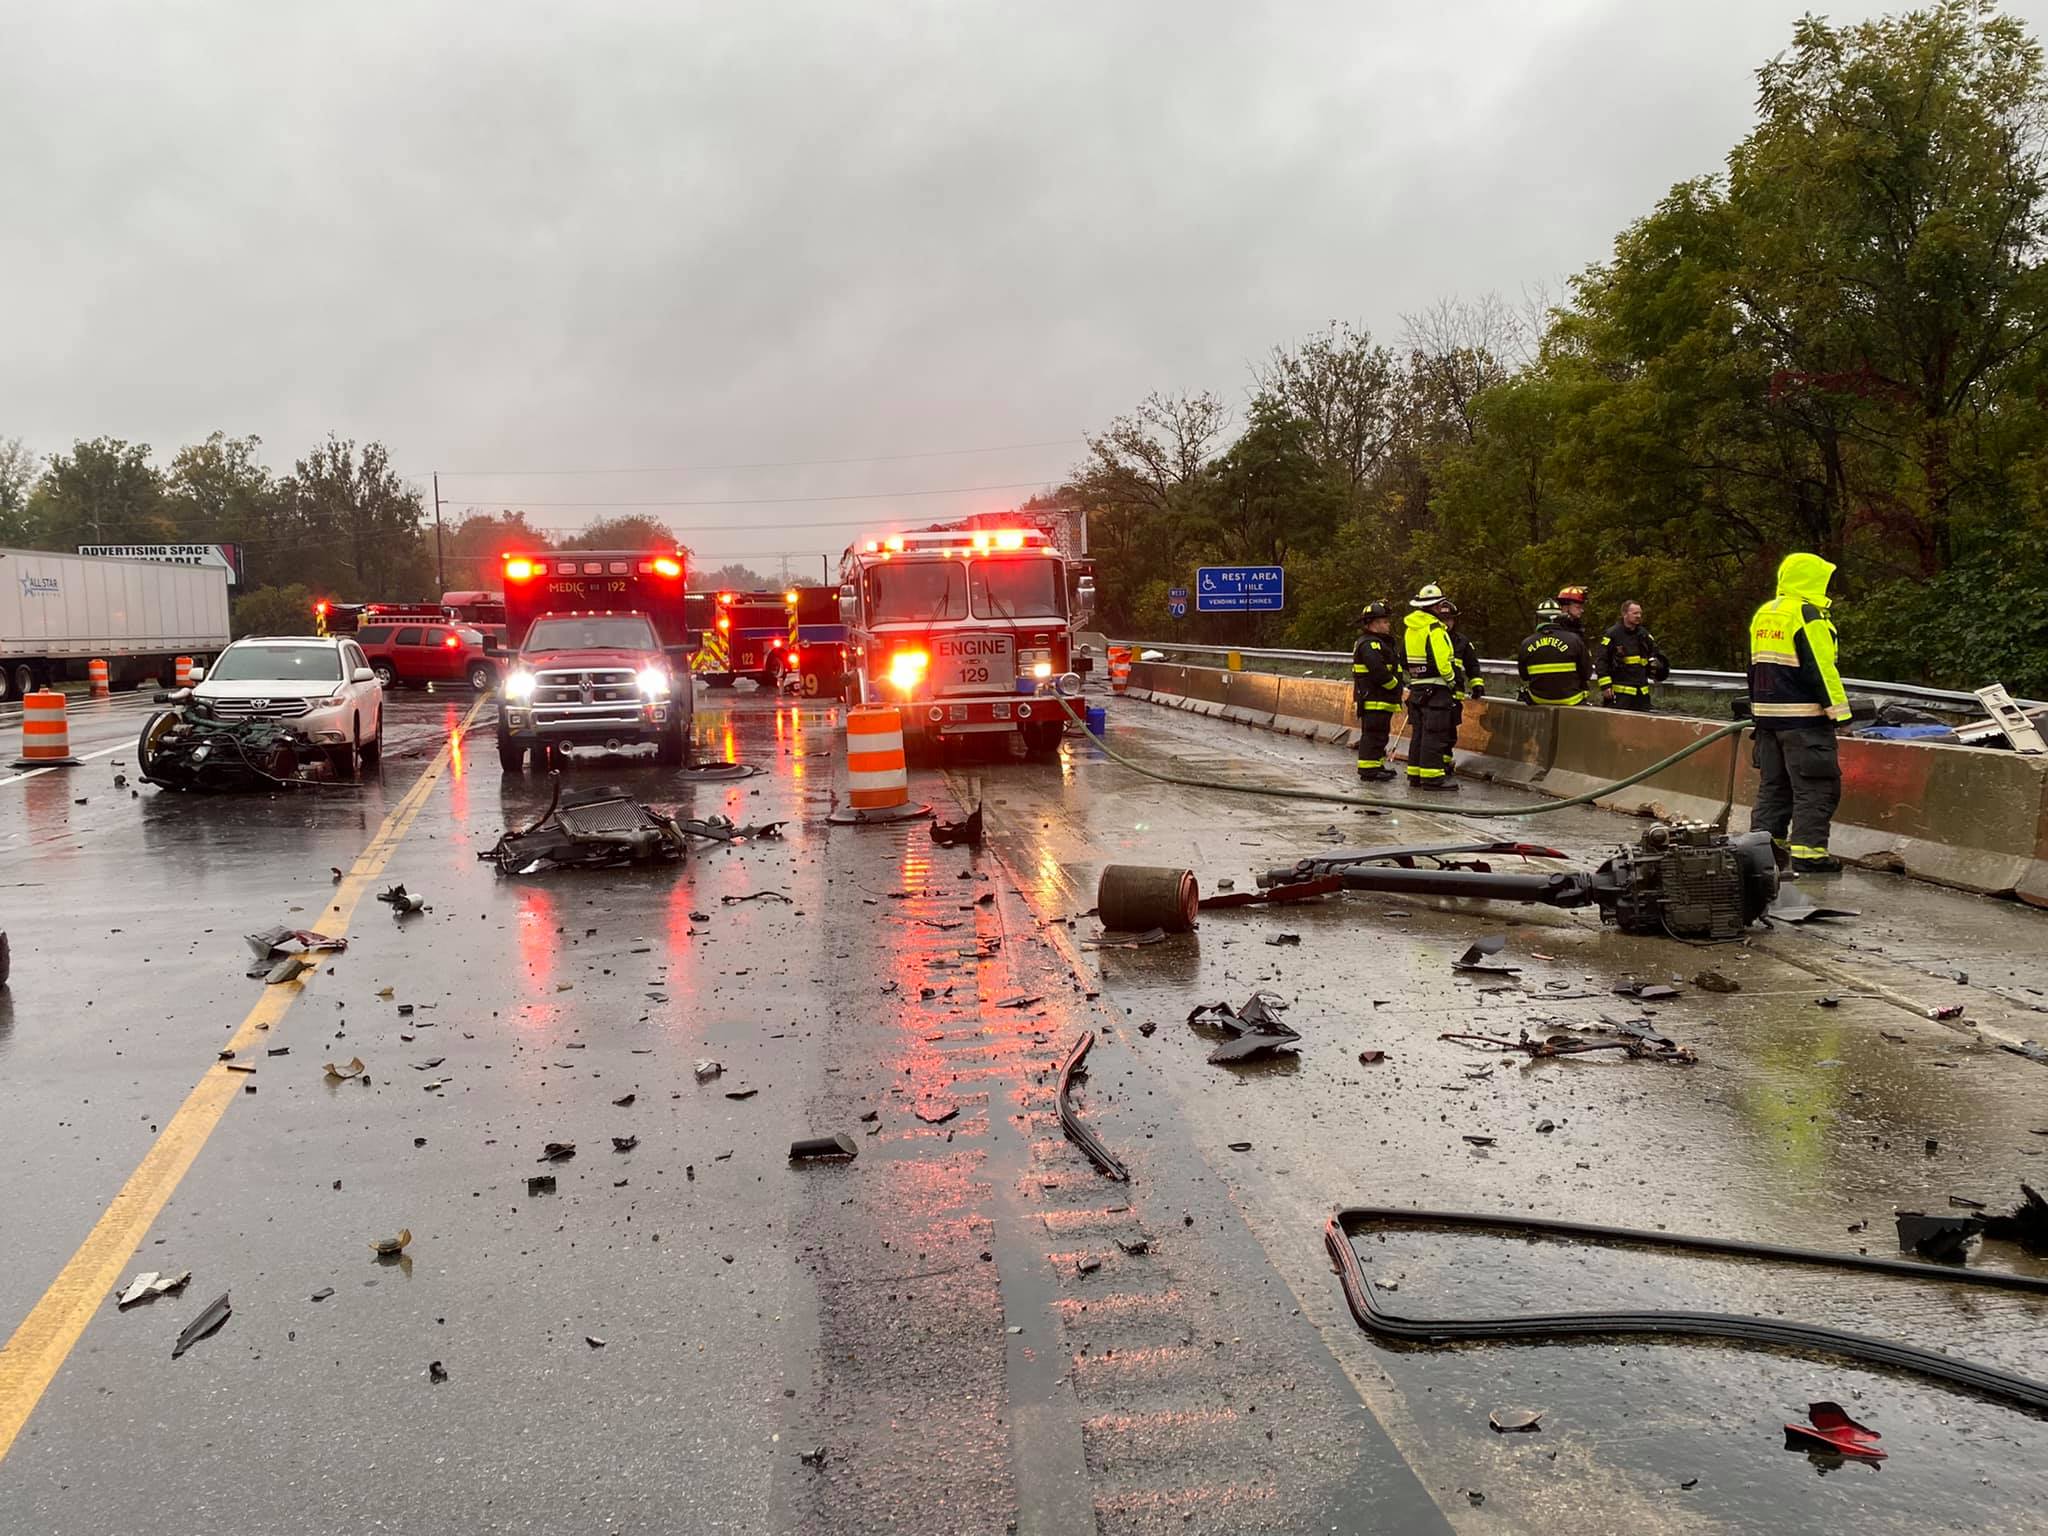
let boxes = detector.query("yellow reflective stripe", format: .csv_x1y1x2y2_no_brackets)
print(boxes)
1526,663,1578,674
1407,767,1445,779
1612,683,1647,695
1790,844,1829,859
1751,649,1802,667
1753,701,1824,717
1361,701,1400,712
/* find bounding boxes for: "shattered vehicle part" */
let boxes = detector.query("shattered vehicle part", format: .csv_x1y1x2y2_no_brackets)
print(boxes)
138,706,323,793
377,884,428,915
369,1228,414,1257
611,1135,638,1153
1057,1032,1129,1181
720,890,793,906
1983,1183,2048,1254
676,814,786,843
674,761,762,781
264,954,314,986
243,927,347,977
693,1059,723,1082
1896,1211,1982,1263
1784,1401,1885,1460
1257,823,1778,942
1324,1207,2048,1414
117,1269,192,1309
538,1142,576,1162
789,1133,859,1161
1767,891,1860,924
930,804,984,849
323,1056,365,1081
1489,1408,1543,1433
526,1175,556,1196
1454,936,1519,974
171,1292,232,1358
1189,992,1303,1066
1199,875,1344,910
1095,864,1199,934
478,783,689,874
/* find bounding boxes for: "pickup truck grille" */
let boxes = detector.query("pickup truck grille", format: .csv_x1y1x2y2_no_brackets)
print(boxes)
532,668,637,707
207,697,314,719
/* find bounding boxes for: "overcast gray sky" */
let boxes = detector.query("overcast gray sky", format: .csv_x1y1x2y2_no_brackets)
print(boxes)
7,0,2044,572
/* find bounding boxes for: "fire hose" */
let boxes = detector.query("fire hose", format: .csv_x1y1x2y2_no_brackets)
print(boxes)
1050,694,1747,817
1326,1207,2048,1415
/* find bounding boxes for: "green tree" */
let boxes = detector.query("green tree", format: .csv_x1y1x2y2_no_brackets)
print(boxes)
559,514,679,551
281,436,431,600
231,582,315,638
165,433,285,585
0,436,37,546
24,438,170,548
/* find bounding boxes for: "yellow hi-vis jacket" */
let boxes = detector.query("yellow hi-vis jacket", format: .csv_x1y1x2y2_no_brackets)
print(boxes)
1747,552,1850,729
1403,610,1456,689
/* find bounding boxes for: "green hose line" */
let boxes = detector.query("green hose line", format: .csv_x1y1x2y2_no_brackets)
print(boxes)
1053,695,1747,818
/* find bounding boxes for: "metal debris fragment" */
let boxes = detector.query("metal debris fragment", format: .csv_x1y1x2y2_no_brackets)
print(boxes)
538,1143,576,1162
527,1175,556,1196
117,1269,192,1309
789,1133,859,1161
1454,936,1519,974
930,805,983,848
1188,992,1302,1065
369,1228,413,1257
323,1056,366,1080
611,1135,638,1153
1057,1031,1129,1181
693,1059,723,1082
377,884,429,914
1489,1407,1544,1433
171,1292,232,1358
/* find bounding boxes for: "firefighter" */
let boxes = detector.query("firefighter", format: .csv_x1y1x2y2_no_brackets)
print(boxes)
1598,599,1670,709
1516,589,1594,706
1351,600,1402,781
1747,552,1851,874
1402,584,1460,791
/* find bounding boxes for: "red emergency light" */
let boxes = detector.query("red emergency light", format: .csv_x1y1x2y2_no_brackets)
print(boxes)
444,634,460,648
652,557,682,578
717,591,734,606
314,599,329,615
504,558,535,581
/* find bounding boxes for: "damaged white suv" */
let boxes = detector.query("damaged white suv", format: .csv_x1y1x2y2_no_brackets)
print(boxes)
190,635,384,777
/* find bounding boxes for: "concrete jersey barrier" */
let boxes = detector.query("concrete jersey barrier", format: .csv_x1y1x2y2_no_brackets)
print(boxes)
1122,659,2048,906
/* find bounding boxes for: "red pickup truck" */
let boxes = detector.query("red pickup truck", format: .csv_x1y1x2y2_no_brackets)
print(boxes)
494,550,693,771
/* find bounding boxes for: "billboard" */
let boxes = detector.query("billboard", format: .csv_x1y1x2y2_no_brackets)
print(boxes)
79,543,243,587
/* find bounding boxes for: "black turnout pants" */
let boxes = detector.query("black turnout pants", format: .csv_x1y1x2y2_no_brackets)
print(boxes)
1749,724,1841,859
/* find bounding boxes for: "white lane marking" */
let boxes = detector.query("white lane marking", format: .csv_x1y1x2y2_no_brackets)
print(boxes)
0,743,128,788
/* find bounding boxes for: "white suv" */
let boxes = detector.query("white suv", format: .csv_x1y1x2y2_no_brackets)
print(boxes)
191,636,384,777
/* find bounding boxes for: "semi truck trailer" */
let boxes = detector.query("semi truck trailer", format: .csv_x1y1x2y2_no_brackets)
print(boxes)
0,547,232,701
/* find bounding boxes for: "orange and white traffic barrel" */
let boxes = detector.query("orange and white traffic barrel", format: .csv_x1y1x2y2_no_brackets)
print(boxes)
13,691,81,768
1107,646,1132,696
174,656,194,687
88,659,111,699
827,704,931,825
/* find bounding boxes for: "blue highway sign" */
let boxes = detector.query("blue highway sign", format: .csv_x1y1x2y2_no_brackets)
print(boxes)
1194,566,1284,613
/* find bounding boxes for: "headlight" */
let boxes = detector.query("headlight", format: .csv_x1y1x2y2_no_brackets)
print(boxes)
887,650,929,693
504,670,537,701
1032,660,1053,680
636,666,671,697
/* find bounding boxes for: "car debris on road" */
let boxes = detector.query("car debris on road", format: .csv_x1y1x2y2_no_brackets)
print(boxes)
479,783,691,874
116,1270,192,1309
1187,993,1302,1065
170,1293,232,1358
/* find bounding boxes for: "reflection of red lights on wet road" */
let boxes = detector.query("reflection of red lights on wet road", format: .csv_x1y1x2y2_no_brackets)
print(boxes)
515,884,556,1002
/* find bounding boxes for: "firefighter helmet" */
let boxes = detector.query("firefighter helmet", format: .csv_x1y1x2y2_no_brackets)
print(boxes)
1556,585,1588,606
1409,582,1449,609
1536,598,1562,620
1357,600,1392,623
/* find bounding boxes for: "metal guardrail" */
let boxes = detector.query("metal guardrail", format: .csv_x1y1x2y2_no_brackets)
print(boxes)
1110,640,2045,714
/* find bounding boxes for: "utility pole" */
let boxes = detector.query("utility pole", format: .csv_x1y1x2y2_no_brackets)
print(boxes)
433,472,445,593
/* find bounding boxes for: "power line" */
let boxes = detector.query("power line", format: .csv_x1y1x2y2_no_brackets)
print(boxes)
426,437,1084,479
443,479,1054,510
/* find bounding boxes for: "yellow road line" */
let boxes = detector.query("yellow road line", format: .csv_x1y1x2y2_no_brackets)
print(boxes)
0,699,485,1460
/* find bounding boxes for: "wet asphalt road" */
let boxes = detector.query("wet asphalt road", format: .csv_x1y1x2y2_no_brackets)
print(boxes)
1,682,2046,1533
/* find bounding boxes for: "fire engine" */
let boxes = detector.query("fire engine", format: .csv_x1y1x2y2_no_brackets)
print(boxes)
783,584,849,698
690,590,792,689
494,549,693,771
838,526,1093,756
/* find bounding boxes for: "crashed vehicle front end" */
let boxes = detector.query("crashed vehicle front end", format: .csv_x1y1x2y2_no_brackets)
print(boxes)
136,702,328,792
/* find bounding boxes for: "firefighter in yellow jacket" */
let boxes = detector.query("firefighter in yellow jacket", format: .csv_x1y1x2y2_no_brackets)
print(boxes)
1402,584,1460,791
1747,552,1851,874
1351,600,1402,781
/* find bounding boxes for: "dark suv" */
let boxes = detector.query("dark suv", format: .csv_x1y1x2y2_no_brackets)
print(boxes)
356,621,497,690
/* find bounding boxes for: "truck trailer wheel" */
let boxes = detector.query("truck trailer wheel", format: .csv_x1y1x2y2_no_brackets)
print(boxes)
6,662,35,702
